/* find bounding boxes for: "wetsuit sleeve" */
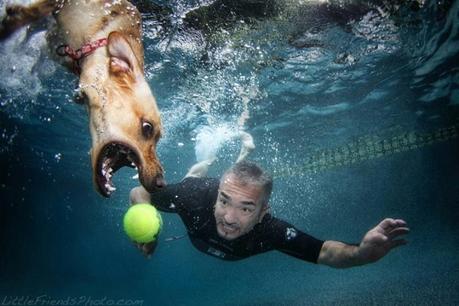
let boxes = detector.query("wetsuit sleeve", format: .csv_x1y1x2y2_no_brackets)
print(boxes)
149,177,219,213
268,217,324,263
148,182,186,213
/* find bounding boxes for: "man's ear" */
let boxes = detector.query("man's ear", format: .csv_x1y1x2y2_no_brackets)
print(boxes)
258,204,270,223
107,31,141,78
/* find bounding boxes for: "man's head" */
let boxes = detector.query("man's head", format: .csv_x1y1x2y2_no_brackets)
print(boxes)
214,161,273,240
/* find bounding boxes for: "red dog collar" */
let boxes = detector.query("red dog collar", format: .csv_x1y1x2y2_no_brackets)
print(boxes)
56,38,108,74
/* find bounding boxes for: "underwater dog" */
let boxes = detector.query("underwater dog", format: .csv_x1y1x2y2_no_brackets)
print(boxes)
0,0,165,197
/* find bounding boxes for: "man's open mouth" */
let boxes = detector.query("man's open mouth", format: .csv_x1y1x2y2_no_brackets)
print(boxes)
95,142,140,197
220,222,238,233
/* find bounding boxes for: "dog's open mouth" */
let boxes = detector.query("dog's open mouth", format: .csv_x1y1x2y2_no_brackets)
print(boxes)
96,142,140,197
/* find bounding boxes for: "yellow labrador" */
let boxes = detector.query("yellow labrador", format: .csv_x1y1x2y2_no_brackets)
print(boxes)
0,0,165,197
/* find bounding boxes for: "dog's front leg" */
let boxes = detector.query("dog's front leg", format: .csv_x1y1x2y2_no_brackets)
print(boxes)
0,0,55,40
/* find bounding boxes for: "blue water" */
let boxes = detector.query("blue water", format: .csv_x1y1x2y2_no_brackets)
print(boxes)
1,0,459,305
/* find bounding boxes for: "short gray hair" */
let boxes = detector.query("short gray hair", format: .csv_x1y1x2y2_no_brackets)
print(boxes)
222,161,273,206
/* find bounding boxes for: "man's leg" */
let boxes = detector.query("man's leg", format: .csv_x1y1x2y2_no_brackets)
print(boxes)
184,131,255,178
236,131,255,162
184,157,216,178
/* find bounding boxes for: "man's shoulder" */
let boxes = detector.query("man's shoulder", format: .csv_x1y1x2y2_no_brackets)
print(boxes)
149,176,219,212
256,214,296,239
177,176,220,210
181,176,220,191
258,213,281,228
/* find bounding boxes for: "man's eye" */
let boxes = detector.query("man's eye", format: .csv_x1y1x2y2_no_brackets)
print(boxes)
242,208,252,213
220,199,227,205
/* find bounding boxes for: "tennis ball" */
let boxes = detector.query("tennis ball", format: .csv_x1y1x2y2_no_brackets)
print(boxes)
123,203,162,243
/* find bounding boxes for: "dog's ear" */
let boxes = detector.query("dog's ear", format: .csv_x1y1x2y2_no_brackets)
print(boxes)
107,31,142,78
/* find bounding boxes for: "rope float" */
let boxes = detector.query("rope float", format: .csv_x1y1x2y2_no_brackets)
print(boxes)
273,123,458,178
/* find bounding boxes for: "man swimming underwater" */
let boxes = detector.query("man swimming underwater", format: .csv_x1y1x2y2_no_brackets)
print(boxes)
130,132,409,267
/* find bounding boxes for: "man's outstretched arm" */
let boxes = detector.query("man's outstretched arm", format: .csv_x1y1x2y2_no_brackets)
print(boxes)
129,184,184,213
317,218,409,268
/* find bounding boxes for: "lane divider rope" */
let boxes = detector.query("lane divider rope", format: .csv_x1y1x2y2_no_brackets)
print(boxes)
273,123,458,178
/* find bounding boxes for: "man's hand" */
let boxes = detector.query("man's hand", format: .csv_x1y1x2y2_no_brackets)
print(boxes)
318,218,409,268
129,187,157,258
135,241,157,258
357,218,409,264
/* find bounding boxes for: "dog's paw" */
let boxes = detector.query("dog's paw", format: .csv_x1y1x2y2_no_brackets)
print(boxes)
0,5,27,40
6,5,25,17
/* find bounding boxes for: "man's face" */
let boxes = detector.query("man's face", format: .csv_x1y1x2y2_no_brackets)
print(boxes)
214,173,268,240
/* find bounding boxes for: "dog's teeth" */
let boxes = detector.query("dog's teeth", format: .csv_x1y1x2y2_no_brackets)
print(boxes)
104,183,116,192
131,162,135,167
132,173,139,179
108,167,113,173
103,159,110,168
102,168,106,176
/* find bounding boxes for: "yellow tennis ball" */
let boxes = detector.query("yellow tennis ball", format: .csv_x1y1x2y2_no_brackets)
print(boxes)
123,203,162,243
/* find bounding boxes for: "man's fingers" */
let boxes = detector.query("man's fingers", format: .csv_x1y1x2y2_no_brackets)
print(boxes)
378,218,396,231
142,244,152,257
378,218,407,232
133,241,156,258
387,227,410,239
393,219,407,227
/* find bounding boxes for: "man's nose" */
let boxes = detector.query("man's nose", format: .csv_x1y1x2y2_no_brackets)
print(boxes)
223,208,237,224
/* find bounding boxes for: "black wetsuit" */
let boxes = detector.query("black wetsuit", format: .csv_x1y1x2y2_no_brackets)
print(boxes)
150,177,324,262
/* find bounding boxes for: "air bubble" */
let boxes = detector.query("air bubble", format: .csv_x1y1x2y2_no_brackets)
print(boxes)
54,153,62,162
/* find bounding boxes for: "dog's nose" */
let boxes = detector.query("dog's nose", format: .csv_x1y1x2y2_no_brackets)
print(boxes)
155,175,166,188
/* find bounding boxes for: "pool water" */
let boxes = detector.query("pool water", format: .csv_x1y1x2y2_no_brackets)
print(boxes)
1,0,458,305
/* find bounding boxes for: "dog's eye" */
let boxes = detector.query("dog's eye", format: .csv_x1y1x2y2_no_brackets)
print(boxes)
142,121,154,138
